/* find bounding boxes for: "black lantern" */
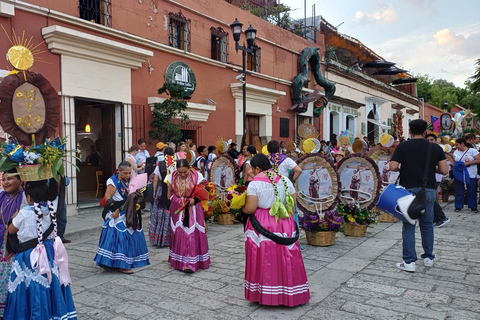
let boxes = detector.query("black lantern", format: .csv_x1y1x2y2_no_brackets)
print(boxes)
443,100,449,110
245,25,257,48
230,18,243,43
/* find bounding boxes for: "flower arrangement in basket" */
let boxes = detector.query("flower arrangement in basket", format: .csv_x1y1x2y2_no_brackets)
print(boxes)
299,211,343,233
225,184,247,215
337,202,380,237
0,136,76,181
299,211,343,246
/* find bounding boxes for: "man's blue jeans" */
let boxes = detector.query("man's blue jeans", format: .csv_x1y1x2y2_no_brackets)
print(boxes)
402,187,435,264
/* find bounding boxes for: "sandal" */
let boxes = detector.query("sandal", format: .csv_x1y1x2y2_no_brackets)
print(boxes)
119,268,133,274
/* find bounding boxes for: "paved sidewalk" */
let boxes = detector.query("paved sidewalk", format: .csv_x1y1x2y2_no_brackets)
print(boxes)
64,201,480,319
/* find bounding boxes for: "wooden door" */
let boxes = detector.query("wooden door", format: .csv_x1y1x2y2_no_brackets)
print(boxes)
246,115,260,146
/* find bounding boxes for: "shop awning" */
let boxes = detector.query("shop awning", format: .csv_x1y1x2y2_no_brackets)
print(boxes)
367,118,390,129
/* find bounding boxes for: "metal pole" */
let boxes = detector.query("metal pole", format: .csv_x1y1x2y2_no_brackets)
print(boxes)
242,48,247,146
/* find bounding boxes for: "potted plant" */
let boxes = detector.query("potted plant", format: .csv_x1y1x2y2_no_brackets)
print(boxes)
299,210,343,246
337,202,380,237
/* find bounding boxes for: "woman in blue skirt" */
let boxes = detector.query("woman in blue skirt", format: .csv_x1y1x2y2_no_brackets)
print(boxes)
5,178,77,319
94,161,150,274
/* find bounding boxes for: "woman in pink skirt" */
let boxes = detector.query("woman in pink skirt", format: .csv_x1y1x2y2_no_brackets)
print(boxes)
167,159,210,272
242,154,310,306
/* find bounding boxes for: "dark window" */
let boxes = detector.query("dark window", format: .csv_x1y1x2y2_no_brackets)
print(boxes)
168,11,190,51
280,118,289,137
211,27,228,63
79,0,111,27
247,45,261,73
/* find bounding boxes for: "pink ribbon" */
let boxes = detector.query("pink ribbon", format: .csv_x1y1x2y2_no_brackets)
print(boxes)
30,244,52,283
54,236,71,286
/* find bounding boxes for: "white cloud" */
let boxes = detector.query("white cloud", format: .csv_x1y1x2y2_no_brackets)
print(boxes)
354,4,398,25
371,29,475,87
434,28,480,59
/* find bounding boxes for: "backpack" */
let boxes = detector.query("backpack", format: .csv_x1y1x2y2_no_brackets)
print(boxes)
205,154,214,172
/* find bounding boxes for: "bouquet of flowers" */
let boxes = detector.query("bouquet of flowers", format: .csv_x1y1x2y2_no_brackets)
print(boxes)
299,210,343,233
225,184,247,209
337,202,380,226
212,198,229,216
201,181,216,220
0,136,75,181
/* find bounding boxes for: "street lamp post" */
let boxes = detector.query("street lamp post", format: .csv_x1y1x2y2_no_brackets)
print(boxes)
230,18,257,146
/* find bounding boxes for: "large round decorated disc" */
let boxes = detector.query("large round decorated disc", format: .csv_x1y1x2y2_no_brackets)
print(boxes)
337,155,381,210
295,154,339,215
209,155,240,189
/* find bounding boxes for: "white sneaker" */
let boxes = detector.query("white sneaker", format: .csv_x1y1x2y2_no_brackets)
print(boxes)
424,258,435,267
396,261,416,272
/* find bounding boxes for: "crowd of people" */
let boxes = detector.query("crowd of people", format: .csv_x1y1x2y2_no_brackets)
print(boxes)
2,122,479,316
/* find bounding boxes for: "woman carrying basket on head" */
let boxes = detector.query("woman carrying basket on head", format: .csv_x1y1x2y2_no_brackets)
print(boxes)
5,178,76,319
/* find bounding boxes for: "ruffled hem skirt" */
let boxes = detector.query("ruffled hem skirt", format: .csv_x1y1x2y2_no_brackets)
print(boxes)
244,208,310,307
94,212,150,269
4,239,77,320
168,199,210,272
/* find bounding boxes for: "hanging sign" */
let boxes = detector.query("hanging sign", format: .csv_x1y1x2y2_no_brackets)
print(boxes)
165,61,196,99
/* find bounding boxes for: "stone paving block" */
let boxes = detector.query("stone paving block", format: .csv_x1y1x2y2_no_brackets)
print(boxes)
388,296,429,308
361,267,415,281
434,286,480,302
217,275,244,286
469,266,480,274
190,296,229,310
425,268,467,280
341,301,406,319
155,297,204,315
449,297,480,313
346,278,405,295
308,267,353,287
326,257,371,273
216,284,247,300
337,286,387,299
465,273,480,282
366,297,448,319
189,309,244,320
316,291,366,310
303,307,373,320
110,300,155,319
403,290,450,304
248,305,306,320
395,280,435,292
428,303,480,320
353,273,398,285
303,284,335,306
75,304,117,320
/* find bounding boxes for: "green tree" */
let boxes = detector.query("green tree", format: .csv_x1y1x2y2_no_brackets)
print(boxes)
470,59,480,94
149,82,189,143
416,74,433,101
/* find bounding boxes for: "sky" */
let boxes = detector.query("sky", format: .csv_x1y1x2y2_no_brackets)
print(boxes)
280,0,480,88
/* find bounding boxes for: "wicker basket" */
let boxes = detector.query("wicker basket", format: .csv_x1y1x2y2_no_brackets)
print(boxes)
378,212,399,223
17,164,53,181
205,220,209,232
305,230,336,247
343,223,368,237
217,214,234,225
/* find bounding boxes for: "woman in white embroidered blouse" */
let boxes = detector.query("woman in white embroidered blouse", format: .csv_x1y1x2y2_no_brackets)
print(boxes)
242,154,310,307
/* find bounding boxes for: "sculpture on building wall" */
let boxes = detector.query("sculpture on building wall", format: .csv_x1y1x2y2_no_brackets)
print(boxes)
291,47,336,116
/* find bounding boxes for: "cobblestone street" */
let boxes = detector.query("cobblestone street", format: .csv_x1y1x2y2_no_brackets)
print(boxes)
66,202,480,319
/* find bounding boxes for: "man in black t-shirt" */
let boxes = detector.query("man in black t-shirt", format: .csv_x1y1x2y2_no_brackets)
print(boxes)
390,119,448,273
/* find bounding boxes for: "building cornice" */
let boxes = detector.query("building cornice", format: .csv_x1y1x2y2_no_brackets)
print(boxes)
42,25,153,69
230,83,286,104
148,97,216,122
12,0,296,86
327,60,420,107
